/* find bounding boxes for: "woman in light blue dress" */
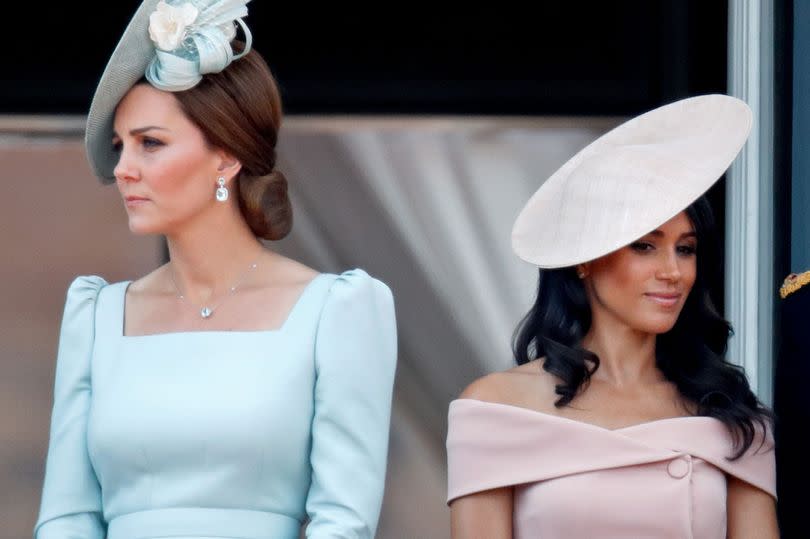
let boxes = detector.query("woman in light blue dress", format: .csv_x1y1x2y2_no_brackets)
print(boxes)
35,2,397,538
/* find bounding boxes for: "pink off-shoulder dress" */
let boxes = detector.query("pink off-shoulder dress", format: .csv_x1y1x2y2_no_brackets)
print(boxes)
447,399,775,539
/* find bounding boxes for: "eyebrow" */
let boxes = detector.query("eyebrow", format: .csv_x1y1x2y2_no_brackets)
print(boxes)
646,229,697,239
112,126,169,138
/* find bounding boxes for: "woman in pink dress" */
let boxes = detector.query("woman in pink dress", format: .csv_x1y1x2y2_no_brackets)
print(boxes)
447,95,778,538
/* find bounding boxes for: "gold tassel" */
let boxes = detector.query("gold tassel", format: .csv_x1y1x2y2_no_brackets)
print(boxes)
779,270,810,299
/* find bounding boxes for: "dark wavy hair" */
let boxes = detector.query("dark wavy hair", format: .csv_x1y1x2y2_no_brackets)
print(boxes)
512,196,772,459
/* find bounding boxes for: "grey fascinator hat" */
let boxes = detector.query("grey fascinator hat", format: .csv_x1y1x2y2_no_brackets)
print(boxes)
85,0,253,183
511,94,753,269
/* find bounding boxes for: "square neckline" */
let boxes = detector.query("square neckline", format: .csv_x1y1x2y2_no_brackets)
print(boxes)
119,272,328,339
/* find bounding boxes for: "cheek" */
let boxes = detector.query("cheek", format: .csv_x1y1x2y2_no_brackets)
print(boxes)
592,254,654,295
155,154,193,190
147,148,213,199
588,255,663,321
682,258,698,292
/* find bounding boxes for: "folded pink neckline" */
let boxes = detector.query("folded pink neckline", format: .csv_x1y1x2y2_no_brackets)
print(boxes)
452,398,720,433
446,398,776,503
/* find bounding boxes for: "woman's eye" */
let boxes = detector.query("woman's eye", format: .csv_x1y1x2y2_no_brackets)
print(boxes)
142,137,164,149
630,241,654,252
677,245,697,256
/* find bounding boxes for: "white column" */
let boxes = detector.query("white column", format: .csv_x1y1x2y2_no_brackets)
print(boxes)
726,0,775,405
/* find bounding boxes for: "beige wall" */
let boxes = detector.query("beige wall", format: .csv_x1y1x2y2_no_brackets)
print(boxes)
0,133,160,538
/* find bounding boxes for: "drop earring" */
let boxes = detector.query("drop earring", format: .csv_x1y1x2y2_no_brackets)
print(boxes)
215,176,229,202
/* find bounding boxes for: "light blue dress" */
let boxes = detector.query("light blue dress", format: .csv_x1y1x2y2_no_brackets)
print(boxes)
35,269,397,539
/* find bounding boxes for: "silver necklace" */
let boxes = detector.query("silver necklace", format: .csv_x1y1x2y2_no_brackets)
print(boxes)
169,261,258,319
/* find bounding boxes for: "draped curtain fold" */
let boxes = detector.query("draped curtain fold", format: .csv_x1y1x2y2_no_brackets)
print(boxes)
274,117,617,537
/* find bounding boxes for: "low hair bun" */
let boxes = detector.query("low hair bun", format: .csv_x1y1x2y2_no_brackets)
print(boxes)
238,170,292,241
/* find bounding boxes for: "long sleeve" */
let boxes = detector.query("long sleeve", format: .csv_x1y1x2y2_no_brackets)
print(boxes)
305,270,397,539
35,276,108,539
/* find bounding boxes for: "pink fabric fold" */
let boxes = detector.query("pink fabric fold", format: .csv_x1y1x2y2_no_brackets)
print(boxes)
447,398,775,539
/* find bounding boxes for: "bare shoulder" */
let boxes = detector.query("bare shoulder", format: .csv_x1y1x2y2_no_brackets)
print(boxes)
459,359,560,412
459,371,517,403
126,251,320,297
126,264,172,296
258,251,319,287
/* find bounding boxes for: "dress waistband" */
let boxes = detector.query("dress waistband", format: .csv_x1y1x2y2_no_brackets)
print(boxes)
107,507,301,539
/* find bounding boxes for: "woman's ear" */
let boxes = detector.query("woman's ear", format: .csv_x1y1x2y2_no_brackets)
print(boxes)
215,150,242,181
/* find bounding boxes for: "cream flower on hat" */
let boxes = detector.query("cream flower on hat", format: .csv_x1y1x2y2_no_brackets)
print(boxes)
148,1,199,51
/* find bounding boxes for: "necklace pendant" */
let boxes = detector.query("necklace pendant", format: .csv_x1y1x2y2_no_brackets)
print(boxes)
200,307,213,319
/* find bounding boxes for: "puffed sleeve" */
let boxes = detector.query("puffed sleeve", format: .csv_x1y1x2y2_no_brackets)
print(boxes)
305,269,398,538
34,276,108,539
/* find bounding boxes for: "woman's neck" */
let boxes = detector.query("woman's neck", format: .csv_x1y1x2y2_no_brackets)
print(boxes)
581,314,662,388
165,203,266,300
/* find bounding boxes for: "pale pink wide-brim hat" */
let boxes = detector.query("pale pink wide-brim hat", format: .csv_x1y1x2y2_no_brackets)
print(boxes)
511,94,752,269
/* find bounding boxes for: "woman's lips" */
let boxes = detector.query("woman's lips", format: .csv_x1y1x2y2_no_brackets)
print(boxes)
644,293,681,307
124,196,150,207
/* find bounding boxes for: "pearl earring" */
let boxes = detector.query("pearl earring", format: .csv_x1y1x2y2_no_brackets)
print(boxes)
215,176,229,202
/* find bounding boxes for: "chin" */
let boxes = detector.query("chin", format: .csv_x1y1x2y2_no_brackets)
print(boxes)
630,303,686,334
638,316,680,335
650,323,678,335
127,218,165,236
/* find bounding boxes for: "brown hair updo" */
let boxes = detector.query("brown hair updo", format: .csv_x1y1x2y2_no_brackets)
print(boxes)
171,42,291,240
